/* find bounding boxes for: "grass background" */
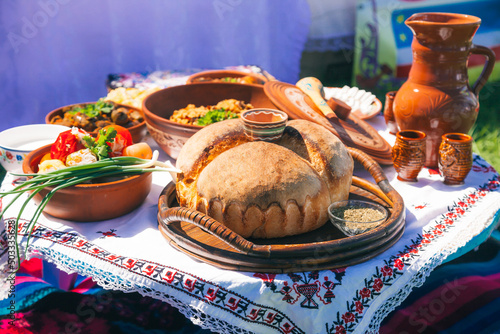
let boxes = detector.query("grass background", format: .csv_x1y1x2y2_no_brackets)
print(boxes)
471,80,500,171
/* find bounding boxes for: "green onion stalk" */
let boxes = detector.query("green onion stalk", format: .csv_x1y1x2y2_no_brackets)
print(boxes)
0,150,181,277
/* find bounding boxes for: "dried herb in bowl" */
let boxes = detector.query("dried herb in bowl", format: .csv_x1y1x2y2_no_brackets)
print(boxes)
330,205,385,222
328,200,388,236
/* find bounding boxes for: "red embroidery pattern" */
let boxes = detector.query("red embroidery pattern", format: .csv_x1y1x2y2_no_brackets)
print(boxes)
414,203,428,210
96,229,119,239
327,172,500,333
426,167,440,176
472,155,497,174
4,219,305,334
254,269,346,309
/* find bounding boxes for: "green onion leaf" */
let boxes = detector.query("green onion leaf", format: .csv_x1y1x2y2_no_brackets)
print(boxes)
0,152,181,275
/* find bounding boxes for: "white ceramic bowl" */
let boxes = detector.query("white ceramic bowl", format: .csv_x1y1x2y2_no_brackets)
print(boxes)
0,124,70,172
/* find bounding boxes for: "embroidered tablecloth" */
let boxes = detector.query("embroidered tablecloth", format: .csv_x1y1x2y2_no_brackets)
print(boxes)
1,116,500,334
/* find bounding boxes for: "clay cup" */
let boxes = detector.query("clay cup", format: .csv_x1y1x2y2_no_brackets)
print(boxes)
438,133,473,185
240,109,288,142
392,130,427,182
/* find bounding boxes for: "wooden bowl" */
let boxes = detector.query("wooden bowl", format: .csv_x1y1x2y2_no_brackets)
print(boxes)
186,70,268,85
142,82,277,159
22,144,152,222
45,102,147,143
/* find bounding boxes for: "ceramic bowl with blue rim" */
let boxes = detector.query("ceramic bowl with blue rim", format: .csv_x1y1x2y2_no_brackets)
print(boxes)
0,124,69,172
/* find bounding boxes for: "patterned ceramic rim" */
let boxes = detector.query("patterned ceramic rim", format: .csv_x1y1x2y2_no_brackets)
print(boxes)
241,108,288,125
0,124,70,170
0,148,28,172
241,109,288,142
441,132,473,143
0,148,27,163
396,130,427,141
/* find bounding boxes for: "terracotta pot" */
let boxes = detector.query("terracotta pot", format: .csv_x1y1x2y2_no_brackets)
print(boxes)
392,130,427,182
142,82,276,159
46,102,147,143
438,133,473,185
22,145,152,222
393,12,495,168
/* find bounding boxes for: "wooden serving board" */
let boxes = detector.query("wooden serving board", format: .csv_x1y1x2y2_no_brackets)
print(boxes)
264,81,393,165
157,148,405,273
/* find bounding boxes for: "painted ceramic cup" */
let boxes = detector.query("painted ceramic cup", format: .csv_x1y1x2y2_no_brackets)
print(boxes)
241,109,288,142
438,133,473,185
392,130,427,182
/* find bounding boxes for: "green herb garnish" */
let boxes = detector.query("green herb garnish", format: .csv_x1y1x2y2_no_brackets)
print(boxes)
68,99,114,118
221,77,238,83
82,127,117,160
194,108,238,126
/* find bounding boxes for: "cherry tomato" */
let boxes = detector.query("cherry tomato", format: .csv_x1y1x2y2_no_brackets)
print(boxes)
50,128,87,162
101,125,133,146
99,125,133,157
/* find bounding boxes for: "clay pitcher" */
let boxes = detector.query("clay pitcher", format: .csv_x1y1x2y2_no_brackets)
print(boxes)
393,13,495,167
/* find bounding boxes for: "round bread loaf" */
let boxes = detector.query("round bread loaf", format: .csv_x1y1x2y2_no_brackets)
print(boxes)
176,118,353,239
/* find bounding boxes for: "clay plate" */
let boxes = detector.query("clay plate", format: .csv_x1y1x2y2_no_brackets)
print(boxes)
263,81,393,165
186,70,268,85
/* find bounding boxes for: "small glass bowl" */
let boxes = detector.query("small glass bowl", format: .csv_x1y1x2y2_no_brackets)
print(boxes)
328,200,388,236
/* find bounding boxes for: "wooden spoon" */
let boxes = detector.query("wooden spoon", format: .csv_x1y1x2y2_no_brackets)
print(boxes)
296,77,338,120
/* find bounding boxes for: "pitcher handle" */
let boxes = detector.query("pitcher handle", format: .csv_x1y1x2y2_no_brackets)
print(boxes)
470,44,496,96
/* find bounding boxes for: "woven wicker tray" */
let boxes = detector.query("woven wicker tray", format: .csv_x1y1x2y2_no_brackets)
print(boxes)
157,148,405,273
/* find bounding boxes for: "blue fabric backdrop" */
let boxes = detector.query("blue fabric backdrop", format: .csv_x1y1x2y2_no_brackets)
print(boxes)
0,0,311,132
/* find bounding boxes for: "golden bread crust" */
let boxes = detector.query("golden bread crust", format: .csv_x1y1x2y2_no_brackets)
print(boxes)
176,118,353,239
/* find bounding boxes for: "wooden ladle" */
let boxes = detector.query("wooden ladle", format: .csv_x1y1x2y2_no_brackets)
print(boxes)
296,77,335,119
296,77,351,120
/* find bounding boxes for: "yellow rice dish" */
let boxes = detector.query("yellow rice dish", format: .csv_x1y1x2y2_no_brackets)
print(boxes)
169,99,254,126
105,87,161,109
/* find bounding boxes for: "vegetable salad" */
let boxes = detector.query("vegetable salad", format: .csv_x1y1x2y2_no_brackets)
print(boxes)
40,126,151,173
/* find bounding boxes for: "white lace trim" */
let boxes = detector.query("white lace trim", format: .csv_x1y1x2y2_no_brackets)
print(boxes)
27,246,256,334
0,215,255,333
2,168,499,333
